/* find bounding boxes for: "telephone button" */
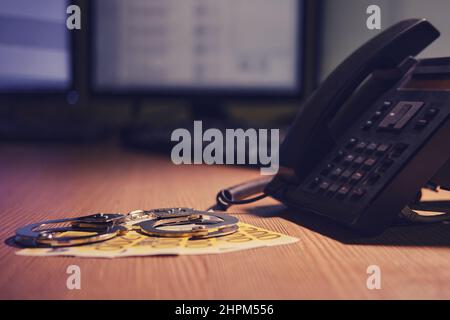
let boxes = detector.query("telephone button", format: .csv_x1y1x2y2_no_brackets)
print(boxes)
330,167,344,179
345,138,358,149
375,144,390,155
350,171,364,184
327,183,340,195
425,108,439,119
355,142,367,152
363,158,377,169
365,142,378,153
362,120,374,131
351,188,366,199
380,101,392,111
343,154,355,165
319,181,330,192
340,169,354,181
337,186,351,199
352,156,365,167
371,111,383,120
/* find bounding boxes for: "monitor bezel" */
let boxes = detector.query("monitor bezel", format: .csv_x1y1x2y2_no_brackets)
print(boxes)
88,0,314,101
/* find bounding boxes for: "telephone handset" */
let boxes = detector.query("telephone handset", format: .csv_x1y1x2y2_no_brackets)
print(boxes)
279,19,440,179
264,18,450,234
213,19,450,235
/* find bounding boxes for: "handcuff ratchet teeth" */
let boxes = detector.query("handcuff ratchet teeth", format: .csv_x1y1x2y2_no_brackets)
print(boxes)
14,208,239,247
134,212,239,239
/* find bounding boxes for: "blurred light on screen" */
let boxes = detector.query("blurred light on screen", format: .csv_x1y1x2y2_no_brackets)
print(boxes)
0,0,71,91
93,0,301,92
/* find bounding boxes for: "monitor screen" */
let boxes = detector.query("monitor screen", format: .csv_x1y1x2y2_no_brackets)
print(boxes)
93,0,302,94
0,0,71,92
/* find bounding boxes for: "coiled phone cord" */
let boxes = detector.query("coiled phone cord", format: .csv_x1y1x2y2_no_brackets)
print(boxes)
212,177,450,225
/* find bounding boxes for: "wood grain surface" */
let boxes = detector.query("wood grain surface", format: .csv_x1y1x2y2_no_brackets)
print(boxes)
1,143,450,300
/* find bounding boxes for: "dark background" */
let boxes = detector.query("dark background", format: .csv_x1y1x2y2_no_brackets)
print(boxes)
0,0,449,146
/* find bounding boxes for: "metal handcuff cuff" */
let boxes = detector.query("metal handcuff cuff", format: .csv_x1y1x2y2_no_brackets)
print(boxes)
15,208,238,247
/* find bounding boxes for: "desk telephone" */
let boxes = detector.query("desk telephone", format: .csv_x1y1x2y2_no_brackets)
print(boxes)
214,19,450,235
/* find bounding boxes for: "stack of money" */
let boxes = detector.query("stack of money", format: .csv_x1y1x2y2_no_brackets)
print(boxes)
17,222,299,258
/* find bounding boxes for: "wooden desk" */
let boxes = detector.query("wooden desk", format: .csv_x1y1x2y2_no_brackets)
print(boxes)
1,144,450,300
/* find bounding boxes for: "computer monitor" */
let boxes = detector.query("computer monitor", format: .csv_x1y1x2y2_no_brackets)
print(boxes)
0,0,72,93
91,0,304,99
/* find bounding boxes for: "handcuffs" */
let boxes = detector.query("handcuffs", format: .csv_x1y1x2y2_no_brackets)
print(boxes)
15,207,239,248
14,177,269,248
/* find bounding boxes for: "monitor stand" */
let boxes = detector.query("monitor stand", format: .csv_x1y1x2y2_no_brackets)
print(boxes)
190,100,229,121
189,99,250,131
121,98,289,174
121,99,246,152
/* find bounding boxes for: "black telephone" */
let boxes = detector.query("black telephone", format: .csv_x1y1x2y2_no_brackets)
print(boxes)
214,19,450,235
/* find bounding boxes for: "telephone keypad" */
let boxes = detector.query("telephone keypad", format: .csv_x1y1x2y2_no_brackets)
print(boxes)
303,96,447,205
308,138,400,201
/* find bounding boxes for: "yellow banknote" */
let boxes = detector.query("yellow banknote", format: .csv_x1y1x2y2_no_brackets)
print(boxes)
16,223,298,258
